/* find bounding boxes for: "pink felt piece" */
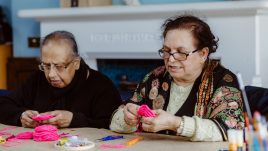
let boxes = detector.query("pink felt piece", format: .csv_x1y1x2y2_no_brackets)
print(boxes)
100,144,127,149
137,105,156,117
15,131,33,139
32,114,54,122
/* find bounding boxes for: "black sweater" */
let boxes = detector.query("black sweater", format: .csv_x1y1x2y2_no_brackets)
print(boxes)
0,64,122,128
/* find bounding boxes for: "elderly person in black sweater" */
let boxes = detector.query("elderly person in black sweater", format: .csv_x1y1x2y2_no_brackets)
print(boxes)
0,31,122,128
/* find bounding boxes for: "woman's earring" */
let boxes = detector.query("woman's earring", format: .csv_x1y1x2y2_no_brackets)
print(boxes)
201,57,207,63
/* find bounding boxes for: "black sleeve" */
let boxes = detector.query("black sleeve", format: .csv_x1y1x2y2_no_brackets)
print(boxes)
70,74,122,129
0,72,39,126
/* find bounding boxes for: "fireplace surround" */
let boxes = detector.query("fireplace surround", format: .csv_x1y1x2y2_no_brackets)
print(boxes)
19,1,268,87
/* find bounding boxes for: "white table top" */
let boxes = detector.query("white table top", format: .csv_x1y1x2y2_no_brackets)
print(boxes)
0,124,228,151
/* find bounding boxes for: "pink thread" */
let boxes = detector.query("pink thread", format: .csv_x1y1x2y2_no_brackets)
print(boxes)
15,131,33,139
137,105,156,117
100,144,126,149
33,125,59,141
0,126,16,136
32,114,54,122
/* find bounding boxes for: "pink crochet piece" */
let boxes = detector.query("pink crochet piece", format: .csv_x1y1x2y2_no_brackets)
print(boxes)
32,114,54,122
33,125,59,141
137,105,156,117
15,131,33,139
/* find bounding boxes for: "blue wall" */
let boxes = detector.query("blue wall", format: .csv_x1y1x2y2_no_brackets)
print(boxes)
12,0,59,57
112,0,224,5
10,0,223,57
0,0,11,24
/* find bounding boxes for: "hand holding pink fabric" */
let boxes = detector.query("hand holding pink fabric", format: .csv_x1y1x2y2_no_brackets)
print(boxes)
123,103,140,126
20,110,39,128
41,110,73,128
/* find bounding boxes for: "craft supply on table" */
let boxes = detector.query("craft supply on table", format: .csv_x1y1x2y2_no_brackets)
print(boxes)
124,136,143,147
0,136,6,144
99,136,144,149
99,144,126,149
15,131,33,139
55,136,95,150
33,125,59,141
96,135,124,142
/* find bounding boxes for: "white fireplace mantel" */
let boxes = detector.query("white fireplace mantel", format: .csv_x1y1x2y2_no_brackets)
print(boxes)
19,1,268,87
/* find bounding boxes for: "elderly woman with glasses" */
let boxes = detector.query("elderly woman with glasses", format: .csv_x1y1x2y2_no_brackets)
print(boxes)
110,15,244,141
0,31,121,128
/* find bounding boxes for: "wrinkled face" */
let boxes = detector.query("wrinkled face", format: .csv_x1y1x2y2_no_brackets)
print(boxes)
163,29,208,84
41,41,80,88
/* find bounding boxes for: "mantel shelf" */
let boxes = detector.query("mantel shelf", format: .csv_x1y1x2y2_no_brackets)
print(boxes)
19,1,268,21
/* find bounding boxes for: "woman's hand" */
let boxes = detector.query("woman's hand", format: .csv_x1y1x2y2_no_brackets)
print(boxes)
41,110,73,128
20,110,39,128
123,103,140,126
142,109,181,133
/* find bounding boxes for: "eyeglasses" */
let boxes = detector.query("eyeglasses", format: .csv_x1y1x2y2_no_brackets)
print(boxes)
39,59,75,73
158,49,199,61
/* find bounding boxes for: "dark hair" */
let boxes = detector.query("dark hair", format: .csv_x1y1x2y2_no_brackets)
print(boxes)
41,30,79,56
162,15,218,55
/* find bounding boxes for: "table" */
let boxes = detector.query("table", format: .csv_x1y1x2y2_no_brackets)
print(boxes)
0,124,228,151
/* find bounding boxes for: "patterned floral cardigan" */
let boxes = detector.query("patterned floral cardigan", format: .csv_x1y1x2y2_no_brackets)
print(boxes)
127,60,244,140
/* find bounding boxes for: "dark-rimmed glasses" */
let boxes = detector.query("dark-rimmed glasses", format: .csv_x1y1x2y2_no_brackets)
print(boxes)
158,49,199,61
39,59,75,73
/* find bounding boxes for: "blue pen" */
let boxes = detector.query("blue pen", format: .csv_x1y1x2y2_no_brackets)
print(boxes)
96,135,124,141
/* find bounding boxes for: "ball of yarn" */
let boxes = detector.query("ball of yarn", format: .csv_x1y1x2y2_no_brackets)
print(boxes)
34,125,57,132
33,125,59,141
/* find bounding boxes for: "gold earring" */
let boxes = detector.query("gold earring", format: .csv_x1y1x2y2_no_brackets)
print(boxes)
200,57,206,64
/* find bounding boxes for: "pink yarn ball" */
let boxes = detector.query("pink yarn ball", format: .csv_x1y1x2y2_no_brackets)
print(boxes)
33,125,59,141
34,125,57,132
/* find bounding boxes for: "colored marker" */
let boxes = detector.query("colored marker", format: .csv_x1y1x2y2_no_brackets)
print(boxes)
96,135,124,141
125,136,143,146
